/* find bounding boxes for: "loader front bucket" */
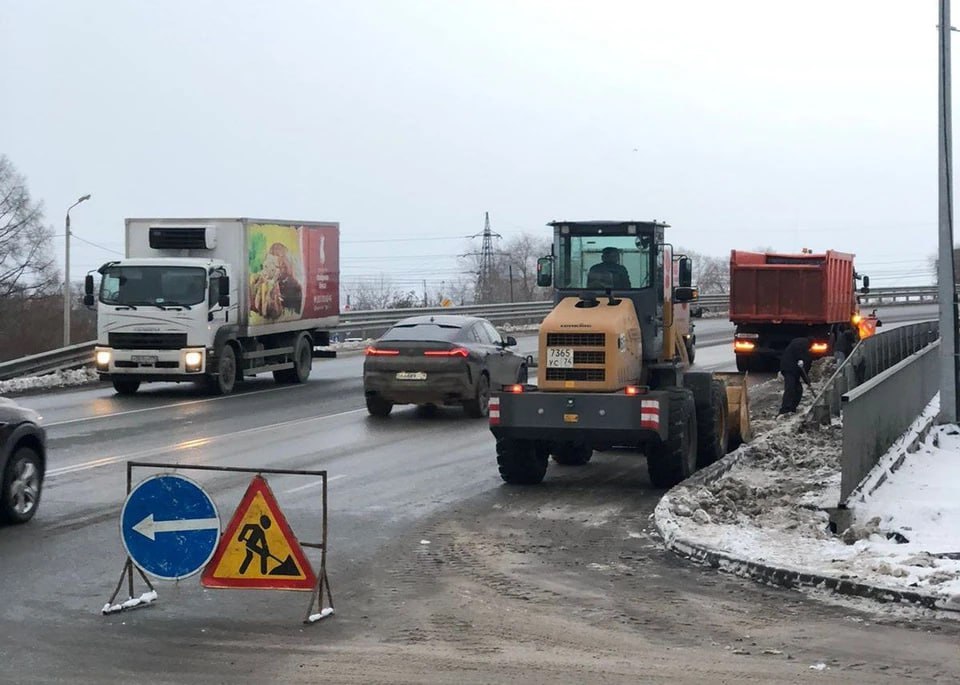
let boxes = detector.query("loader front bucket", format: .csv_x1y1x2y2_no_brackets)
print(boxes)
713,372,753,449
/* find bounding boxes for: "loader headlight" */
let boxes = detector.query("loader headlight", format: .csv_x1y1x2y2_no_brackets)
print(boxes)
96,350,112,368
184,350,204,370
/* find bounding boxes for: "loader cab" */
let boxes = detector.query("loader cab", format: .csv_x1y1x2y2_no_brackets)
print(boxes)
537,221,680,363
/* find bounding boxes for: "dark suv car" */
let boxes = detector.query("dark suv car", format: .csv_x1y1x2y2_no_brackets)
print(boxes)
0,398,45,524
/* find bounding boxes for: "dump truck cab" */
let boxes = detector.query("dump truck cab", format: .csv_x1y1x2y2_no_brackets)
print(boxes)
490,220,750,489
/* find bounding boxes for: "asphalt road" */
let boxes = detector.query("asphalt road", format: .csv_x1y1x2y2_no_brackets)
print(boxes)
2,305,956,684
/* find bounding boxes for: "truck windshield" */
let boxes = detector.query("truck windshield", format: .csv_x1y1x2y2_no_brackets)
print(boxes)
556,234,654,289
99,266,207,307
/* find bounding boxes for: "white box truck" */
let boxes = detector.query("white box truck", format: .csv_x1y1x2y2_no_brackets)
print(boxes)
84,218,340,395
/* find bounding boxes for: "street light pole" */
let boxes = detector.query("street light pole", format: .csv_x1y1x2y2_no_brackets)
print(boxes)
938,0,960,423
64,194,91,347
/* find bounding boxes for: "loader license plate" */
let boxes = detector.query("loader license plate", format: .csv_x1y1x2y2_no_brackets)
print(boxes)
396,371,427,381
547,348,574,368
132,355,157,364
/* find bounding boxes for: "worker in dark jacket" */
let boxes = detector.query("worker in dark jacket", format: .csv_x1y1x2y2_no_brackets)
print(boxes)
778,336,812,415
833,325,857,364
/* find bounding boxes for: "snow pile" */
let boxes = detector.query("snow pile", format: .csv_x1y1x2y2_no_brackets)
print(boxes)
0,367,100,395
658,370,960,608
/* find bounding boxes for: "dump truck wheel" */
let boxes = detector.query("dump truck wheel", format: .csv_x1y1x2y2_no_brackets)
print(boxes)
497,439,548,485
366,395,393,418
551,442,593,466
735,355,753,373
646,388,697,488
696,379,729,467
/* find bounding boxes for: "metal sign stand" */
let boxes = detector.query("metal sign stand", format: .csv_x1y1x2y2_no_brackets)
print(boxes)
101,461,334,625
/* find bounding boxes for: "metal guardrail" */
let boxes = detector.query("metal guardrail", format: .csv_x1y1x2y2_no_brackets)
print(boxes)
0,341,103,383
805,320,940,428
839,339,940,503
0,286,939,381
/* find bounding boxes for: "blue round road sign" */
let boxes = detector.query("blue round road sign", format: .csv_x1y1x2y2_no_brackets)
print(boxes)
121,474,220,581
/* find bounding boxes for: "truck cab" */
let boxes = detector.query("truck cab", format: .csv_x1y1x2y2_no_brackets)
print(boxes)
90,258,234,391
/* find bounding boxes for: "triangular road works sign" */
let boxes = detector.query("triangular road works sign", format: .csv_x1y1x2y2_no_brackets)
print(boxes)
201,475,317,591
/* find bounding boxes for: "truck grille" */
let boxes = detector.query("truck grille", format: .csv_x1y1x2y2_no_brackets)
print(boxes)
546,333,605,347
573,350,605,364
546,368,605,382
108,332,187,350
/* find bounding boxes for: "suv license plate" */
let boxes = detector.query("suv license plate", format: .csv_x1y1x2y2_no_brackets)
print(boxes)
396,371,427,381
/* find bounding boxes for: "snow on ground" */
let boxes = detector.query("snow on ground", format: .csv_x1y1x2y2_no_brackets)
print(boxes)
658,365,960,609
0,367,101,396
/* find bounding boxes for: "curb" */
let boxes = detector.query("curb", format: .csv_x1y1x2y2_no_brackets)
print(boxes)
652,425,957,614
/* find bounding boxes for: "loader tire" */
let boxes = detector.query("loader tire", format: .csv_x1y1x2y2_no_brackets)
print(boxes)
646,388,697,489
696,379,729,467
551,442,593,466
497,439,548,485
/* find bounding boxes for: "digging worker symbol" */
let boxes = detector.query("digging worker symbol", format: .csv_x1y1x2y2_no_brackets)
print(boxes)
236,513,301,577
239,515,274,575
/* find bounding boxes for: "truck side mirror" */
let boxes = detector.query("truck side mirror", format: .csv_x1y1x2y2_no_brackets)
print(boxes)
536,257,553,287
218,275,231,307
860,275,870,294
83,274,95,307
678,257,693,287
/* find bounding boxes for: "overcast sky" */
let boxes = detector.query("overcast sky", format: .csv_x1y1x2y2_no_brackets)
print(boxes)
0,1,950,291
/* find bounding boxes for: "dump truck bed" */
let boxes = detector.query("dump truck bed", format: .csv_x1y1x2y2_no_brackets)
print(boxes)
729,249,855,325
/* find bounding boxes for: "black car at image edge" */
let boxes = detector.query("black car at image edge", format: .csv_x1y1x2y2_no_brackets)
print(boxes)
0,397,46,524
363,315,528,418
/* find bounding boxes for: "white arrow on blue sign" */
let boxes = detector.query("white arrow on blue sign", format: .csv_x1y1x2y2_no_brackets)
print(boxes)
120,474,221,581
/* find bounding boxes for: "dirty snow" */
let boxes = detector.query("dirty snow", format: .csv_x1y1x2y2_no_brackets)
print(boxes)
657,363,960,610
0,367,101,395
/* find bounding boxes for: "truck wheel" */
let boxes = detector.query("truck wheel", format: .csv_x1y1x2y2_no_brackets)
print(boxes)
551,442,593,466
646,388,697,488
209,345,237,395
463,373,490,418
0,446,43,524
275,334,312,384
366,395,393,418
696,379,729,467
497,439,548,485
112,378,140,395
735,355,751,373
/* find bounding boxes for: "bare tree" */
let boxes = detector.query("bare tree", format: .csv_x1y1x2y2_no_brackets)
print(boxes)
677,248,729,294
0,156,58,298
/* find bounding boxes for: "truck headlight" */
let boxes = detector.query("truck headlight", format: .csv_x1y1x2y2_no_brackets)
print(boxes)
184,350,203,370
96,350,112,368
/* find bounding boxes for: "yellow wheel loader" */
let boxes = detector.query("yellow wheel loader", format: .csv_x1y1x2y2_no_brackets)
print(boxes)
489,220,751,488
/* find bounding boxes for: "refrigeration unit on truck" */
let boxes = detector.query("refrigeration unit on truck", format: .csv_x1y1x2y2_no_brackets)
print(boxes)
729,249,872,372
84,218,340,395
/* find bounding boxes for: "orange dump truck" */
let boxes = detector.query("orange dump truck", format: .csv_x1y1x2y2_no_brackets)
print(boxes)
729,250,871,372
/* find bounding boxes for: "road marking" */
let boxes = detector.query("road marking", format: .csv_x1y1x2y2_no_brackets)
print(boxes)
283,474,347,494
44,384,305,428
47,408,366,478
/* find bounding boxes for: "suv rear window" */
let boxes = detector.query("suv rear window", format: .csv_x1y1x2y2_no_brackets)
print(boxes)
380,323,462,342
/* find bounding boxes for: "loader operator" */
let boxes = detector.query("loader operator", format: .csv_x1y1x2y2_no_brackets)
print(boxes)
587,247,631,289
778,336,812,416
